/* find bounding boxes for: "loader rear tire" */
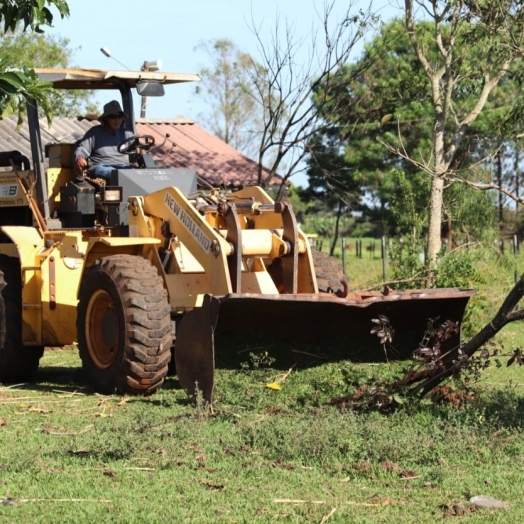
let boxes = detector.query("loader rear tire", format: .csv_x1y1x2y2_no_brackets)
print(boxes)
312,250,349,296
77,255,172,395
0,255,43,382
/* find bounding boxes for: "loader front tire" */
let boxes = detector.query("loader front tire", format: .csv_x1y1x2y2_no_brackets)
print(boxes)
0,255,43,382
77,255,172,395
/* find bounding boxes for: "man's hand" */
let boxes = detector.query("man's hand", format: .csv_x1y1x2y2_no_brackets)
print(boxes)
76,157,88,171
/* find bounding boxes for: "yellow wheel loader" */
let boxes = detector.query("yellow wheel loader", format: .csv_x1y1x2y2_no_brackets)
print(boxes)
0,68,474,402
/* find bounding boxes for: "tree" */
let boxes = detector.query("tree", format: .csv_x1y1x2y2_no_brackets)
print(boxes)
0,25,95,118
306,19,501,247
193,3,378,200
398,0,524,266
194,38,264,158
0,0,69,33
0,0,69,123
302,131,363,254
244,1,379,199
305,20,433,238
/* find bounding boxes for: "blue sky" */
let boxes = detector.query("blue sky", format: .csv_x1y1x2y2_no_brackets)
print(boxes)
47,0,400,185
49,0,399,119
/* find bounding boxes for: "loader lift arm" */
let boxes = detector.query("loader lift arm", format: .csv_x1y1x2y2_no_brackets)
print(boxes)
130,185,315,299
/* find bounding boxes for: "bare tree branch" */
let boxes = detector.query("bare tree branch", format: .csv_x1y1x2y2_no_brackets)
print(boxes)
246,0,379,198
411,271,524,397
448,175,524,205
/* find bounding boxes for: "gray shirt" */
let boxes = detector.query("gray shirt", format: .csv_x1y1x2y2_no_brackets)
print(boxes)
74,125,134,165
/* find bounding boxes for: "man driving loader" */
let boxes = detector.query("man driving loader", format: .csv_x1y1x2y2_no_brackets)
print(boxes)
74,100,134,181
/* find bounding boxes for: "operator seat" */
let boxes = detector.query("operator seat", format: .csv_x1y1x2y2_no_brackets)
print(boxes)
0,150,30,171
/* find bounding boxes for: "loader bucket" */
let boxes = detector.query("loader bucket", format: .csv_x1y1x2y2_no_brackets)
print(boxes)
175,288,474,403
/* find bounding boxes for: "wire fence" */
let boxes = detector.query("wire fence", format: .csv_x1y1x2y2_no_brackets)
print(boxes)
315,235,523,284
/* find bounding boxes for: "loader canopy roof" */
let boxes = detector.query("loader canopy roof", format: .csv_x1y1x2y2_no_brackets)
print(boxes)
34,68,201,90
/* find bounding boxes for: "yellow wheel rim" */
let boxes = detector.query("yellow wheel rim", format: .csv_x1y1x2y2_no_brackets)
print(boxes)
85,289,120,369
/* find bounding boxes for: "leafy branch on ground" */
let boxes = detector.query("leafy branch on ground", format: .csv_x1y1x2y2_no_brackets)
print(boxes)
334,297,524,413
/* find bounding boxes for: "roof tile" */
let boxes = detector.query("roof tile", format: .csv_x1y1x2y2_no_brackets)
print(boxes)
0,116,282,187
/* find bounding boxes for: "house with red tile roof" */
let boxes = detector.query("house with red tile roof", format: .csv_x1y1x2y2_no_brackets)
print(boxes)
0,115,284,188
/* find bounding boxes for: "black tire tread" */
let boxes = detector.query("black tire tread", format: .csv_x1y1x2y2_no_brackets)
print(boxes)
78,255,171,395
312,250,349,295
0,255,43,382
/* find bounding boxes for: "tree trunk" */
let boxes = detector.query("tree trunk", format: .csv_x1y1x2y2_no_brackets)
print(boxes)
329,201,343,257
427,175,444,266
445,217,453,252
497,150,504,251
515,148,520,228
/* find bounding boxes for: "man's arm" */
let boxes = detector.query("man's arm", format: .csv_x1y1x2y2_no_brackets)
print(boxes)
74,128,96,171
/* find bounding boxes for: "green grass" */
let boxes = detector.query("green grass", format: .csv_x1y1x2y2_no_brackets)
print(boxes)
0,346,523,523
2,246,524,522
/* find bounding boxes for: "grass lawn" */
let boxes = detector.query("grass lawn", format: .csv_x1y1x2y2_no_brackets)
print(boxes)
1,247,524,522
0,344,523,523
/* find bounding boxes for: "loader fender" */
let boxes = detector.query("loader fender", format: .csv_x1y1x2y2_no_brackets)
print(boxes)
82,237,164,294
84,236,161,267
86,237,161,248
0,226,43,262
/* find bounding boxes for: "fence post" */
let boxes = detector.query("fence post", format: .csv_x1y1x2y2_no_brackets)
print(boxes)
341,238,347,276
514,234,519,284
381,236,387,283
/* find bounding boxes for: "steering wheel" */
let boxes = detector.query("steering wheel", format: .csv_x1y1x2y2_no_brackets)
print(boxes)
118,134,156,154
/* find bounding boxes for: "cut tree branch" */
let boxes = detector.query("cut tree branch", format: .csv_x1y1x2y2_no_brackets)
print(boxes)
410,273,524,397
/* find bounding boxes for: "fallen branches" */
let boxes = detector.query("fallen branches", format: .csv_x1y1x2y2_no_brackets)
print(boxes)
406,273,524,397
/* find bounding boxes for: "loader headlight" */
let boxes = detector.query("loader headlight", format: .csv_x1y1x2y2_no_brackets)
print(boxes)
100,187,123,203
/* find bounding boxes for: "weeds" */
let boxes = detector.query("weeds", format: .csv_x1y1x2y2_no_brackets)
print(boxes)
239,350,276,370
370,314,395,362
344,312,524,415
194,383,213,418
